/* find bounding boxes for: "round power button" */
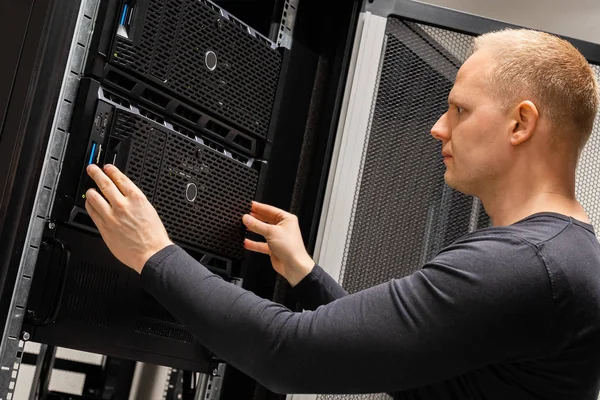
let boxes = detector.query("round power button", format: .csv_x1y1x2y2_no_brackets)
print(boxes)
186,183,198,202
205,51,217,71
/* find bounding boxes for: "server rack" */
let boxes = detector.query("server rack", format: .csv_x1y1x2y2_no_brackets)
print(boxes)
0,0,360,398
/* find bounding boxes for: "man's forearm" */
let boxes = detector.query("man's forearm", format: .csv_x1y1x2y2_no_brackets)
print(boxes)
290,264,349,310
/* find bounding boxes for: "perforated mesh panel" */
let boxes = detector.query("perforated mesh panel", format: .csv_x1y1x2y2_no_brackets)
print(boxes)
112,0,281,138
340,20,479,295
317,19,479,400
576,64,600,228
112,109,259,259
63,259,119,327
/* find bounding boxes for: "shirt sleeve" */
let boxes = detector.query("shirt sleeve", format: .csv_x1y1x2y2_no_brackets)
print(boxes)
140,235,556,395
289,264,349,310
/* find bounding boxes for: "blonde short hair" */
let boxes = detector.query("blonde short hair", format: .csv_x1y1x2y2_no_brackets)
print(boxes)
473,29,599,150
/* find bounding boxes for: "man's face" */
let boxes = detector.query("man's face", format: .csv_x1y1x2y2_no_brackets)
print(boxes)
430,50,515,196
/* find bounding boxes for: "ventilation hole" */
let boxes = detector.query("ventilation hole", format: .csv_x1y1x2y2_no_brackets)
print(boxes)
103,89,131,108
73,211,96,228
138,107,165,125
140,88,170,108
134,319,194,342
206,257,228,272
203,138,225,153
231,153,249,164
172,123,196,140
105,70,136,91
232,134,252,151
205,120,230,138
174,105,201,123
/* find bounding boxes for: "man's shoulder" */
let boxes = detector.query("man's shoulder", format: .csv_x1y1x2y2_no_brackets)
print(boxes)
429,212,600,296
446,212,595,252
435,225,541,263
427,218,557,285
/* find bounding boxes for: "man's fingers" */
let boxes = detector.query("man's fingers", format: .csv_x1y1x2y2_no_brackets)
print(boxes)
243,239,270,255
249,211,277,224
85,188,112,218
87,164,125,205
242,214,272,237
250,201,289,223
103,164,138,197
85,192,106,227
250,210,278,225
250,211,278,225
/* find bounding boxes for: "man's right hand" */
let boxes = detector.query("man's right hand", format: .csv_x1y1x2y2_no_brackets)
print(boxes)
242,202,315,287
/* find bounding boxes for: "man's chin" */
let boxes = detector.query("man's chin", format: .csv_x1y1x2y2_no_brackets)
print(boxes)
443,174,455,189
443,175,471,196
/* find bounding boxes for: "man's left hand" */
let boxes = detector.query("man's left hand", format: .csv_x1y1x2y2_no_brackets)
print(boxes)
85,164,173,274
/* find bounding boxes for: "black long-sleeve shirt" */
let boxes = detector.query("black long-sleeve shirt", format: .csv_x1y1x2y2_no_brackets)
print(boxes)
141,212,600,398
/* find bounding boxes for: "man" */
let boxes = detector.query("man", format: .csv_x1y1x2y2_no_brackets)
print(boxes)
84,28,600,398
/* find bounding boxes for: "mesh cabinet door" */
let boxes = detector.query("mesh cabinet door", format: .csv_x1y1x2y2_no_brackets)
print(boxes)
315,13,482,315
308,15,480,399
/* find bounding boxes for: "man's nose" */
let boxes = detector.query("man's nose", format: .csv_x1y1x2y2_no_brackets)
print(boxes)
430,113,450,141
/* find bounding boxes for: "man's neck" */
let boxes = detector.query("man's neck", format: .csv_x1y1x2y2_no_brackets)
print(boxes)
480,181,589,227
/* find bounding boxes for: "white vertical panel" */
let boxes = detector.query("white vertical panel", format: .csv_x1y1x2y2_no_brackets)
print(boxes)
313,12,388,283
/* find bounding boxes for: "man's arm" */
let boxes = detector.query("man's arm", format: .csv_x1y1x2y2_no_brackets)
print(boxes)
290,264,349,310
141,238,555,395
84,165,556,394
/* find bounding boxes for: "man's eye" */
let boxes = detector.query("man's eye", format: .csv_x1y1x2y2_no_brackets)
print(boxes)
456,107,464,114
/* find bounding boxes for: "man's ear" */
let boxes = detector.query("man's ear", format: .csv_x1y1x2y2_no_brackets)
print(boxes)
510,100,539,146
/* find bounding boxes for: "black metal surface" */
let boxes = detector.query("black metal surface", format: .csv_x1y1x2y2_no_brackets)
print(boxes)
25,224,214,372
0,0,34,138
12,0,290,386
27,238,71,327
300,0,363,257
106,0,282,138
365,0,600,65
0,0,81,359
27,85,253,369
25,72,263,373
